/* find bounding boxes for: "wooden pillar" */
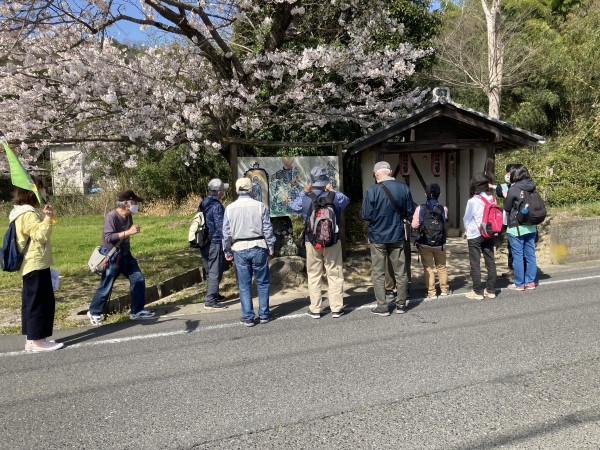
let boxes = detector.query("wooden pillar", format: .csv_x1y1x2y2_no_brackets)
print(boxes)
469,148,474,181
485,146,496,181
230,143,238,189
404,220,412,284
337,143,347,261
456,150,461,232
445,151,450,227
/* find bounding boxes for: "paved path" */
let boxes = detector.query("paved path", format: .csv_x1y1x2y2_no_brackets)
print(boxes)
0,263,599,449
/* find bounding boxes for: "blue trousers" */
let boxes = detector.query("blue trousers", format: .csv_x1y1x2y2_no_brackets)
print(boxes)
200,242,225,305
233,247,270,321
508,232,537,286
89,251,146,315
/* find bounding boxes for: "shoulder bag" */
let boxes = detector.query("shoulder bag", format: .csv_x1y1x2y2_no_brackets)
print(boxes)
87,240,122,274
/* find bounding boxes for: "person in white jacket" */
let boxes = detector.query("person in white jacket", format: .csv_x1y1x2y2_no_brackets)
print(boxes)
462,173,497,300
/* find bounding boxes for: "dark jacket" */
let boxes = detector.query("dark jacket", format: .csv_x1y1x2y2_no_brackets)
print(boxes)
361,179,415,244
199,196,225,245
504,179,536,228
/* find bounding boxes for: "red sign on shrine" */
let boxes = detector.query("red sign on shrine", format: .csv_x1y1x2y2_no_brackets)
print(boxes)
431,152,443,177
399,153,411,176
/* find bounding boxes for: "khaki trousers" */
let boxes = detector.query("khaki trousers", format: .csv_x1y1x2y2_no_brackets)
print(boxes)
370,242,407,309
306,241,344,313
385,256,395,291
418,245,449,296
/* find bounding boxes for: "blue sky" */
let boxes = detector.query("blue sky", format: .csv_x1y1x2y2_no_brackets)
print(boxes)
108,20,148,43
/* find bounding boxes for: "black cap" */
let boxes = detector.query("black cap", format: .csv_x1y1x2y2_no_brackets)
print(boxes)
117,190,144,202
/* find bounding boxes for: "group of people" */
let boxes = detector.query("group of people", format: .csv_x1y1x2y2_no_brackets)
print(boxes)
196,160,542,325
10,182,157,352
463,164,540,299
9,161,541,352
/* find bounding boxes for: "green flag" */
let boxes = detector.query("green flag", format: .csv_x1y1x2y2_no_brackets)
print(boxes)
2,141,42,204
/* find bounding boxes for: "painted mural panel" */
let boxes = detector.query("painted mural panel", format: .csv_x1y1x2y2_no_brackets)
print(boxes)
238,156,339,217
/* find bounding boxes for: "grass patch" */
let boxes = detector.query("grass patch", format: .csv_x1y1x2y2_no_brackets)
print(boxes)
548,202,600,218
0,213,202,333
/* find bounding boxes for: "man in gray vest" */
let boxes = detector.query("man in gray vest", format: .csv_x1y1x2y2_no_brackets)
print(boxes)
222,178,276,327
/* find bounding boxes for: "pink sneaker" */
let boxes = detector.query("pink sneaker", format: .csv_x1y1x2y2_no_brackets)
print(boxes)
25,339,64,353
507,284,525,292
525,282,536,290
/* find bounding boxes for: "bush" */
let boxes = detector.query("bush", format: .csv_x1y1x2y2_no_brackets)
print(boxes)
344,202,368,244
496,124,600,207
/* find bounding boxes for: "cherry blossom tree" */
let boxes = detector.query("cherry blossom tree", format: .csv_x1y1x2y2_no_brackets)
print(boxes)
0,0,430,168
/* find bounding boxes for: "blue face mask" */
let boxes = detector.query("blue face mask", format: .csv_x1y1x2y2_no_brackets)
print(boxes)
129,204,139,214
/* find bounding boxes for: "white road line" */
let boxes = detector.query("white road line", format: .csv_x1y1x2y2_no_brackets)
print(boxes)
540,275,600,285
2,274,600,358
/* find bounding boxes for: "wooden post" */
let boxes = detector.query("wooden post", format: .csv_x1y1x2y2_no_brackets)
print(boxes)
485,147,496,181
469,148,474,181
456,150,462,233
445,151,450,227
404,220,412,284
230,143,238,189
337,143,347,262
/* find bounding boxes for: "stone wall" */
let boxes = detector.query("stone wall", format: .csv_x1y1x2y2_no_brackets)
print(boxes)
549,217,600,264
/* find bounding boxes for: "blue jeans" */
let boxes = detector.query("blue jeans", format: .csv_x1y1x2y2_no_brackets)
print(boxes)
89,251,146,315
508,232,537,286
234,247,270,321
200,242,224,305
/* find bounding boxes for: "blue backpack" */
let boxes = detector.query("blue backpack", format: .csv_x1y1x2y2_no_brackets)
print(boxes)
1,221,30,272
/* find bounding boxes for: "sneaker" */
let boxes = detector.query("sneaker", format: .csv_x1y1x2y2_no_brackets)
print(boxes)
204,302,227,310
371,306,391,316
331,308,346,319
259,316,270,324
25,339,64,353
425,294,437,300
465,291,485,300
507,284,525,291
385,290,396,302
129,309,156,320
484,289,496,299
439,291,450,296
241,318,255,327
525,282,536,290
87,311,102,326
306,310,321,319
215,294,226,301
395,304,407,314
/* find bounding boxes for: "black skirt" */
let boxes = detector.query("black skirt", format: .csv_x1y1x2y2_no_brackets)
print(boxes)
21,268,56,340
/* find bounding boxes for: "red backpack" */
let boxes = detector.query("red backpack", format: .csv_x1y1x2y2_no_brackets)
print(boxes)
478,195,503,239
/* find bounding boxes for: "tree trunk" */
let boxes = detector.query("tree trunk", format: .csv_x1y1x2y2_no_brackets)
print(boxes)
481,0,503,119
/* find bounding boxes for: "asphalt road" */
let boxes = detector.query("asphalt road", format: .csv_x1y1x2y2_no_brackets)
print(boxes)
1,265,599,449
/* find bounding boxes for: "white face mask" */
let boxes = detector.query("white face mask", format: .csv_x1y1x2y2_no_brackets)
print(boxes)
129,204,139,214
504,174,511,184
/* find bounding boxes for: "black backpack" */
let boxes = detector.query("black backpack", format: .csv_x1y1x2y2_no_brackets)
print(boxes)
1,221,31,272
305,192,337,249
517,190,547,225
419,203,446,247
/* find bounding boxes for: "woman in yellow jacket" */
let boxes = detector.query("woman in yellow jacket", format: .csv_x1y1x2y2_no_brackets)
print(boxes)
9,180,63,353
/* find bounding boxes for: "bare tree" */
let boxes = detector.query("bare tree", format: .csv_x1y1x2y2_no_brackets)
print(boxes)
431,0,538,119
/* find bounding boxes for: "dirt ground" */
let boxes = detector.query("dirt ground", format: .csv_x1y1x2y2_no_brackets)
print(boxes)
1,227,552,331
